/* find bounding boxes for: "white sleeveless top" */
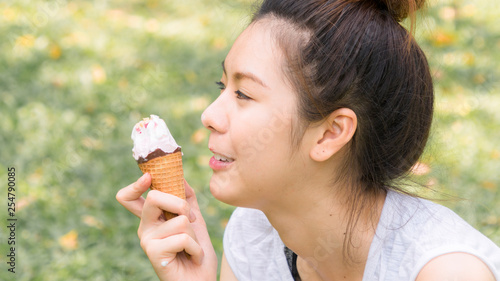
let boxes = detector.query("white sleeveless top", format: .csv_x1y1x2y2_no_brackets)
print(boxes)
223,190,500,280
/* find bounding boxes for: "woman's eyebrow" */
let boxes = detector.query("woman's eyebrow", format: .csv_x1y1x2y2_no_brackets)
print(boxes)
221,60,269,89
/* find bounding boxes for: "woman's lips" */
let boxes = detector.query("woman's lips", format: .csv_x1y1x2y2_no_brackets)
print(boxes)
209,150,235,171
209,156,234,170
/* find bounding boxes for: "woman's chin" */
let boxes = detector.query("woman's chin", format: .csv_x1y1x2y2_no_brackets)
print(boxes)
209,178,231,202
209,178,246,207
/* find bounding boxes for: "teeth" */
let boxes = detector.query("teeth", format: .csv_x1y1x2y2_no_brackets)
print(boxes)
214,153,234,162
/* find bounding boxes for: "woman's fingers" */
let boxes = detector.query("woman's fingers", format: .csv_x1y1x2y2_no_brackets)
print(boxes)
146,215,197,240
145,233,205,267
184,180,203,221
184,180,197,203
134,181,218,279
116,173,152,218
141,215,205,269
183,181,214,247
140,190,194,230
140,215,199,252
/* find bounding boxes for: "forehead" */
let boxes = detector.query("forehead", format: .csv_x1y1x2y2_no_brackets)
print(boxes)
224,19,283,78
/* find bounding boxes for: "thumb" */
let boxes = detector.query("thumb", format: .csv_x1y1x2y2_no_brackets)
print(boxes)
184,180,201,211
183,180,210,230
184,181,213,252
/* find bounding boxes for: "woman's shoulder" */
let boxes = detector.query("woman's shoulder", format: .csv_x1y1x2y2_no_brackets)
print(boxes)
415,252,497,281
366,190,500,280
383,191,496,245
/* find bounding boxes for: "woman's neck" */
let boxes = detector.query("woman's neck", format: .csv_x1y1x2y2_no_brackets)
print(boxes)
262,181,386,281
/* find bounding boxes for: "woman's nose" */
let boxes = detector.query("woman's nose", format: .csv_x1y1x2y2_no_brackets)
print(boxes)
201,95,228,134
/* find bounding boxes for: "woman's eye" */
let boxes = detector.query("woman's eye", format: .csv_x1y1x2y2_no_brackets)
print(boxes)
215,81,225,91
216,81,251,100
235,90,251,100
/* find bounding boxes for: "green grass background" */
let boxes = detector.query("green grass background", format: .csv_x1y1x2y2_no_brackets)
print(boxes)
0,0,498,280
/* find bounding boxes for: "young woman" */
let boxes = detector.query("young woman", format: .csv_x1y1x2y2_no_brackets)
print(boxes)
116,0,500,280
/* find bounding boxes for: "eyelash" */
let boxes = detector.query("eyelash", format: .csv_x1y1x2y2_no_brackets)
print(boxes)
215,81,251,100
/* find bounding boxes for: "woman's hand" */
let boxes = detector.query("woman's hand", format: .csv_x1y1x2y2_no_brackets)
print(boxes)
116,173,218,281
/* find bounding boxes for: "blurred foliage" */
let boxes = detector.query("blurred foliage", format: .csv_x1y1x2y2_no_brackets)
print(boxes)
0,0,498,280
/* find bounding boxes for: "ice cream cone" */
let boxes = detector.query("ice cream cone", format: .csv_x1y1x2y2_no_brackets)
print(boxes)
138,150,185,220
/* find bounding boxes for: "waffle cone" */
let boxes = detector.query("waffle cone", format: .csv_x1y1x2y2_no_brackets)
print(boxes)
138,150,185,220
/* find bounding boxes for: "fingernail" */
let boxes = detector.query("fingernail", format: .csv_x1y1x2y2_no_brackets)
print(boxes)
161,260,169,267
189,209,196,222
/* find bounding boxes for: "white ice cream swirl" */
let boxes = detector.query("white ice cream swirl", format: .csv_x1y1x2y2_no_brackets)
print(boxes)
131,115,180,161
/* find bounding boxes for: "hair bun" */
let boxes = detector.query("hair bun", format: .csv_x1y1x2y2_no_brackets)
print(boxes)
377,0,426,22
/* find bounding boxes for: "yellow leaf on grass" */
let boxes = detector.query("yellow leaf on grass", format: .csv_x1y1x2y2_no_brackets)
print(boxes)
191,128,207,144
59,230,79,250
485,216,499,225
432,30,456,47
463,52,475,66
439,7,456,21
473,74,485,84
145,18,159,33
83,215,104,229
491,150,500,160
189,96,210,112
2,7,17,22
49,44,62,59
18,196,35,211
118,78,129,90
197,155,210,167
460,4,476,18
206,205,216,216
481,181,496,191
92,65,107,84
16,35,35,48
82,137,102,150
184,71,197,83
212,37,227,50
220,218,229,228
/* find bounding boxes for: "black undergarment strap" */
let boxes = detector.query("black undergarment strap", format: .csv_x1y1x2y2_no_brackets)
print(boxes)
284,246,301,281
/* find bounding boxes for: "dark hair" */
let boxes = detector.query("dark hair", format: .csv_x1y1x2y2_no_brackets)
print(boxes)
252,0,433,262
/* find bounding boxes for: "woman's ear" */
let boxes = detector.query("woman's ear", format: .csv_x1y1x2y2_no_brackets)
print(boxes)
310,108,357,162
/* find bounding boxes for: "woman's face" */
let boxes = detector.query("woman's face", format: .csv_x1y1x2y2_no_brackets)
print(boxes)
202,20,311,209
